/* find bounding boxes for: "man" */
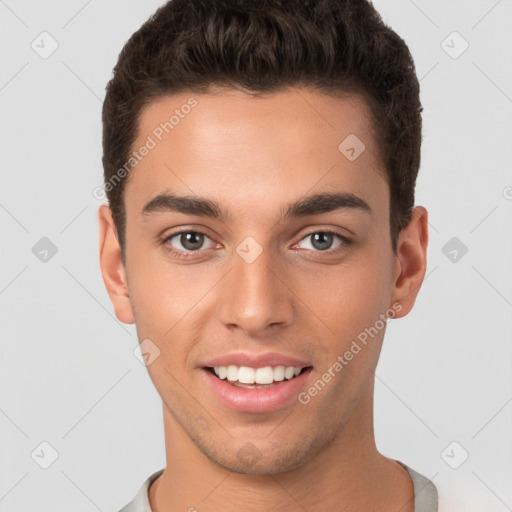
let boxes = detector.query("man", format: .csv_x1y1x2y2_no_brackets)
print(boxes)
98,0,438,510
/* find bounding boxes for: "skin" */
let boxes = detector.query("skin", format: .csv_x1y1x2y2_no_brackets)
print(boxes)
98,86,428,512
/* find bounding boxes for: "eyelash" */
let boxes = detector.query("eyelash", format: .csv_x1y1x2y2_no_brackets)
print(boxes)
158,229,352,260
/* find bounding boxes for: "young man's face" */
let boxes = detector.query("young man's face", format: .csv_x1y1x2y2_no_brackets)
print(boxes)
99,87,427,475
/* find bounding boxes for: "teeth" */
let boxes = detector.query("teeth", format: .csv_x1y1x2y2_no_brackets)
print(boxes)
273,366,285,381
212,365,304,384
255,366,274,384
226,365,238,382
238,366,255,384
284,366,295,379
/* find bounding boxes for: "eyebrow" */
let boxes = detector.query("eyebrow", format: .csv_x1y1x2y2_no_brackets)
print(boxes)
141,190,372,221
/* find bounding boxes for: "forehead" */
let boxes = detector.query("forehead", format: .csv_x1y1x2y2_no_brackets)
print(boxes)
124,87,388,226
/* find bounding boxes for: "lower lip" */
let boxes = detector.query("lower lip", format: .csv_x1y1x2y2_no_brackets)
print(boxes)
201,368,312,413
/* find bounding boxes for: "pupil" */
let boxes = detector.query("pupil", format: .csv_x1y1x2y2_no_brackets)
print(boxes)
182,232,203,251
312,232,332,251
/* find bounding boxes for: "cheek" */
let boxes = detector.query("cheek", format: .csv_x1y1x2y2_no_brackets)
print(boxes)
127,254,202,325
296,254,391,345
301,262,391,408
125,258,218,365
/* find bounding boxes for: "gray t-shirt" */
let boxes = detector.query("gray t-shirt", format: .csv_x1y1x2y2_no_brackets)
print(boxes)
118,460,438,512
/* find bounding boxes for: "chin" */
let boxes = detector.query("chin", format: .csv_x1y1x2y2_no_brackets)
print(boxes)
200,438,318,476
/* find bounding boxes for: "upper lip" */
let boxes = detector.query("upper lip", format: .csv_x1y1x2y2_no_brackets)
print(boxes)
202,352,312,369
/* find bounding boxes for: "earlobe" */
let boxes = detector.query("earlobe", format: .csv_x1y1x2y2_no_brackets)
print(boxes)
389,206,429,319
98,204,135,325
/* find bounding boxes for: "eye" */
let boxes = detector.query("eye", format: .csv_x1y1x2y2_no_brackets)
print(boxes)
159,228,352,260
295,230,351,253
160,230,217,258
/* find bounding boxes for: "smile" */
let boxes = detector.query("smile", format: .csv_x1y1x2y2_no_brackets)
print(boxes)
208,365,308,387
202,365,313,412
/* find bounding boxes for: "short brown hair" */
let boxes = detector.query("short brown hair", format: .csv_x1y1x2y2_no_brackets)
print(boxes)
102,0,423,262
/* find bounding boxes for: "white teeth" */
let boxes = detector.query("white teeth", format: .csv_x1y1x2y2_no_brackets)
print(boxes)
212,365,304,384
238,366,255,384
273,365,285,381
284,366,295,380
255,366,274,384
226,364,239,382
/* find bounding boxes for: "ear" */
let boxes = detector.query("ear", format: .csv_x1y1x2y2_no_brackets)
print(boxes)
389,206,429,318
98,204,135,324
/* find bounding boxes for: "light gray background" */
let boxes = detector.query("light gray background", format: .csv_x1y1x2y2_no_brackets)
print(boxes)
1,1,511,511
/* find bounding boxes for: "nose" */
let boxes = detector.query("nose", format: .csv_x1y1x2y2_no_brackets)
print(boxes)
217,242,295,336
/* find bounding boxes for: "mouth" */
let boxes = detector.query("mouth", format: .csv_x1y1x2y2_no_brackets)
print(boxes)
205,365,312,389
200,353,314,412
